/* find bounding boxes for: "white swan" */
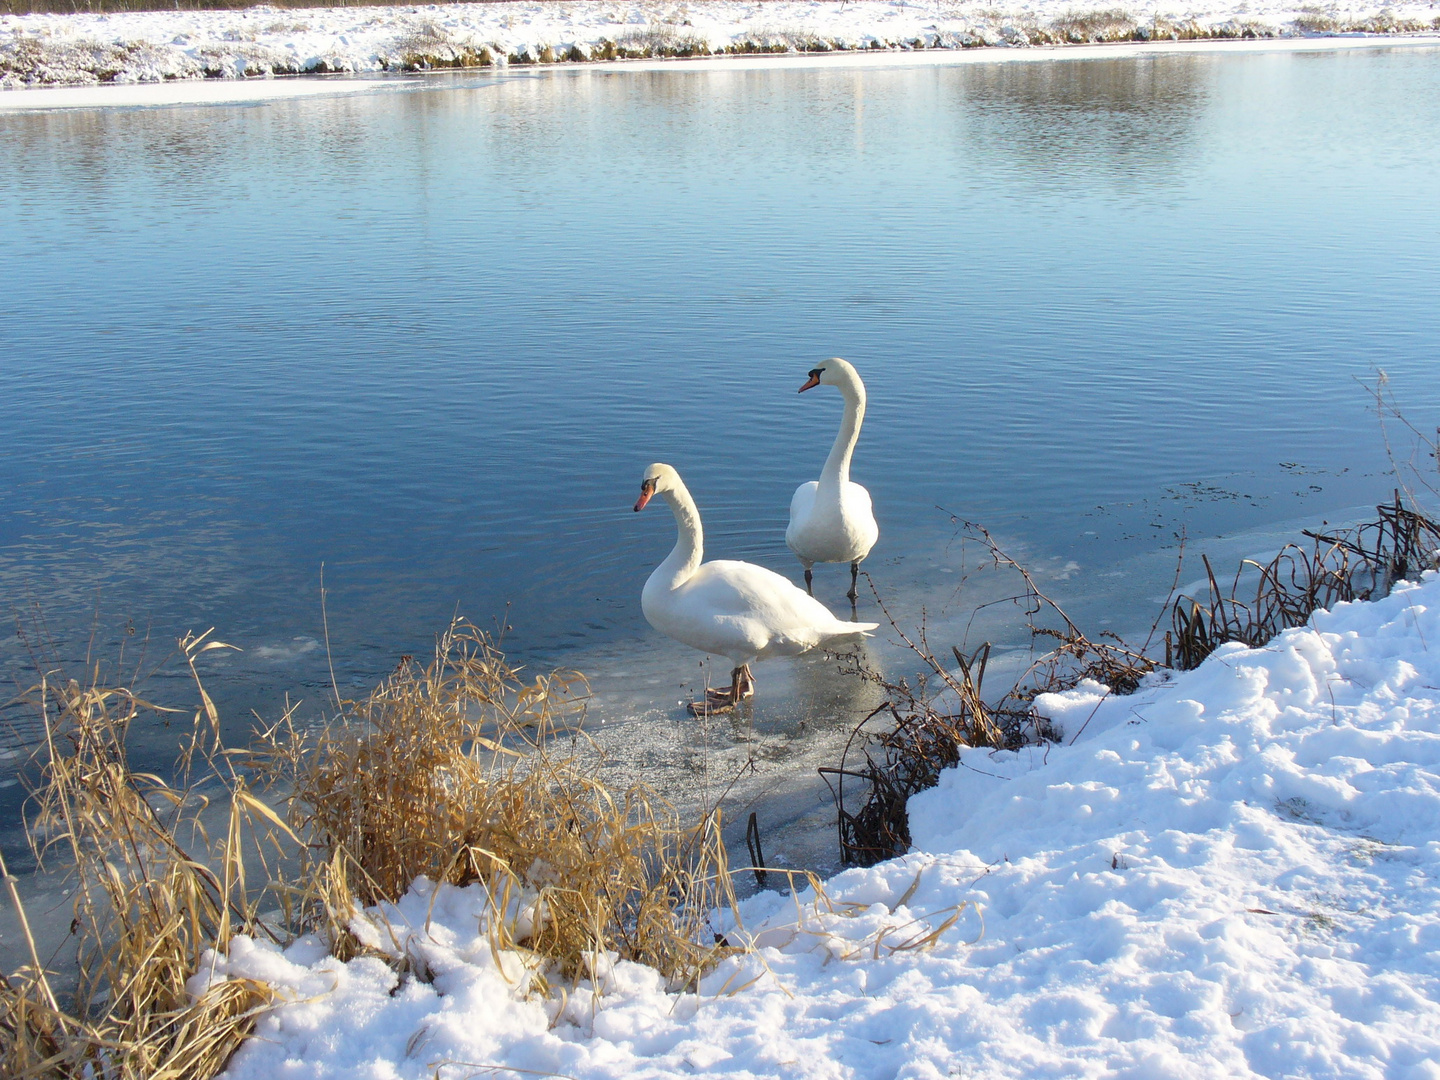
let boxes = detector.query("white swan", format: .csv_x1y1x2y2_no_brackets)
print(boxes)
786,358,880,603
634,463,877,712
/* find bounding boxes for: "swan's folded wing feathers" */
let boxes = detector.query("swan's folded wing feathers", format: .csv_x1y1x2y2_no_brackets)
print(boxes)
693,561,821,614
680,561,789,617
789,480,819,522
689,561,876,637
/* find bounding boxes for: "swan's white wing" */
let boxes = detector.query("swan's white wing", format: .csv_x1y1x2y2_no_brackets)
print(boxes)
676,560,876,662
844,481,880,559
786,481,819,556
789,480,879,564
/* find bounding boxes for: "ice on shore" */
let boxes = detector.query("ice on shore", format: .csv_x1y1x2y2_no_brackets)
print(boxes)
2,0,1438,92
205,570,1440,1078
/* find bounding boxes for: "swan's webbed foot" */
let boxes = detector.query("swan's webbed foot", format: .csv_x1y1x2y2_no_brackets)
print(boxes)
688,691,738,716
688,698,730,716
687,666,754,716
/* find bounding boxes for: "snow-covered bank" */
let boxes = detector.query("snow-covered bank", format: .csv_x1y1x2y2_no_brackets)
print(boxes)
204,572,1440,1078
5,34,1438,112
2,1,1438,93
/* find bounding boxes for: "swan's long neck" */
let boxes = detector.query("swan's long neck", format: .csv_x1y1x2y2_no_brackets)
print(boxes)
653,481,704,591
819,377,865,492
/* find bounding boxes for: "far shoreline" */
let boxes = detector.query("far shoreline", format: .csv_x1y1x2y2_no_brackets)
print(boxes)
583,31,1440,73
2,31,1437,113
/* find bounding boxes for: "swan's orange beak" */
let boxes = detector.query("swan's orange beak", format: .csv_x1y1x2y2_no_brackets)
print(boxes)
799,371,821,393
634,479,656,512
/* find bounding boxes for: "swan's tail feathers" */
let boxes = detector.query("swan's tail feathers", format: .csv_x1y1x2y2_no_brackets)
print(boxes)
836,621,880,635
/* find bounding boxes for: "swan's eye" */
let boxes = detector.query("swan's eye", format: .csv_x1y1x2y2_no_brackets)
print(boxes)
809,368,824,377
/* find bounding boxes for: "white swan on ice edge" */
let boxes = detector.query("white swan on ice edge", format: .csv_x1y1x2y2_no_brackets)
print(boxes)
786,357,880,603
634,462,878,713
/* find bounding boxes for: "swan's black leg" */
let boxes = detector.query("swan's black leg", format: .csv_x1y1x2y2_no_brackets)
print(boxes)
804,567,813,595
847,562,860,604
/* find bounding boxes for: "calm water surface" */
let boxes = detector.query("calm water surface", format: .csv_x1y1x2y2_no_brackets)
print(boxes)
3,44,1440,878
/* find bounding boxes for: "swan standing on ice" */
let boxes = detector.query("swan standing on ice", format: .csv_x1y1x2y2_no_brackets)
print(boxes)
634,463,878,713
786,358,880,603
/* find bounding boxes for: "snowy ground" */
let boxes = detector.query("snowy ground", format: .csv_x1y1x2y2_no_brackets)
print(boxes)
2,0,1438,91
202,571,1440,1078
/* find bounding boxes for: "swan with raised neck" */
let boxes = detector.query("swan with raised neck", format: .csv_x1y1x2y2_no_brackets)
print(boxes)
785,358,880,603
634,462,877,713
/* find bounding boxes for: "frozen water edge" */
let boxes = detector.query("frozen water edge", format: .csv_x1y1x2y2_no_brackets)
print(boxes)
0,74,390,110
3,31,1438,112
203,571,1440,1078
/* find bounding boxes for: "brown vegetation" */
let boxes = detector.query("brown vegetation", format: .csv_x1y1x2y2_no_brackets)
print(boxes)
250,618,737,985
3,619,737,1077
823,524,1161,865
2,631,282,1079
829,497,1440,866
1170,494,1440,670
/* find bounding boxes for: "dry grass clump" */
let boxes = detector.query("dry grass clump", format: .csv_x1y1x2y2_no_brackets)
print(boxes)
1049,9,1140,43
4,619,739,1075
1170,494,1440,670
0,33,171,86
821,642,1026,866
1331,12,1439,33
2,631,281,1080
724,27,857,54
831,492,1440,866
1035,10,1292,44
824,523,1159,865
1288,8,1439,34
388,22,495,71
1146,17,1210,40
251,618,736,986
607,25,712,60
1294,8,1342,33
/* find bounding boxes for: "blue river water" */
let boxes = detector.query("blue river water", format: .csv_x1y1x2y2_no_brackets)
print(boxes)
3,43,1439,874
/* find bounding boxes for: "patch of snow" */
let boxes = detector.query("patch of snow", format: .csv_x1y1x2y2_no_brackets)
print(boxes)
1,0,1437,94
211,572,1440,1077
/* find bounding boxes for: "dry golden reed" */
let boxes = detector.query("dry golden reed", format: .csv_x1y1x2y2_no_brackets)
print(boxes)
251,618,738,986
4,619,740,1077
2,630,282,1080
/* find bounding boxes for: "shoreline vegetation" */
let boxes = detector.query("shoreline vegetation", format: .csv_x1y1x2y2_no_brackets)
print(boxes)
826,495,1440,866
821,378,1440,867
5,482,1438,1075
2,622,740,1076
2,0,1439,91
